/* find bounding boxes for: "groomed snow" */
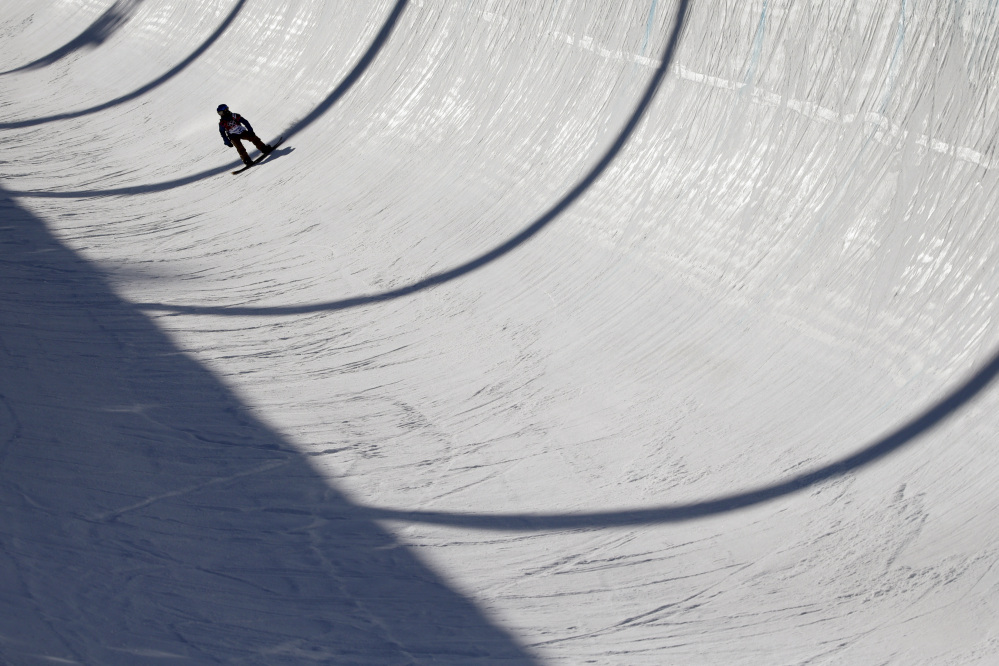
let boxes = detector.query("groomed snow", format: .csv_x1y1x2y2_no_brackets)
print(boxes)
2,1,998,663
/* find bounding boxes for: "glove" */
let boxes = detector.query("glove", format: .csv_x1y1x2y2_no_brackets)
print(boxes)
224,140,233,148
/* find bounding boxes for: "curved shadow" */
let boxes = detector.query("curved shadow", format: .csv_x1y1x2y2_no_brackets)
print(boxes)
7,0,410,195
360,346,999,530
0,0,246,130
278,0,409,143
0,0,146,76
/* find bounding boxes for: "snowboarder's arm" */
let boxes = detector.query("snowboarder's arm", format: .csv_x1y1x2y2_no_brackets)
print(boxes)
238,116,254,134
219,124,232,147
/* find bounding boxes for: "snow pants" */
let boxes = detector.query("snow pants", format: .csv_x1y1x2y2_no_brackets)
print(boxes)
231,132,269,163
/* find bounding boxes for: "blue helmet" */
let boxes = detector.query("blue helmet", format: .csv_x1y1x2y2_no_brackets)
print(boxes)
216,104,229,113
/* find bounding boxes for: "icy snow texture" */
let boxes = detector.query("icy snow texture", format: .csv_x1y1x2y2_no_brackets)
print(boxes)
2,0,999,664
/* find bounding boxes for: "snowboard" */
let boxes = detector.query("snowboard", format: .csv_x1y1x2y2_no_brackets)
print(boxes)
231,136,284,174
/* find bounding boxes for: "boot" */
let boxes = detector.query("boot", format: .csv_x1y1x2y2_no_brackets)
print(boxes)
262,145,274,154
242,157,254,166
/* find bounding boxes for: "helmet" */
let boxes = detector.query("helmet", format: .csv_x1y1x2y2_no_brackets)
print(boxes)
216,104,229,113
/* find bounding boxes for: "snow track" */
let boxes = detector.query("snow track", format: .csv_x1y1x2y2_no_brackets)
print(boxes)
2,1,999,663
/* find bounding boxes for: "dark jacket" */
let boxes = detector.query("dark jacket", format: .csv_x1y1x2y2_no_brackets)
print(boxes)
219,112,255,145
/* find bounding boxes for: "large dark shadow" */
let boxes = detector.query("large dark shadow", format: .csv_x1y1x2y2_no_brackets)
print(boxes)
0,186,537,663
7,0,411,190
0,0,246,130
0,0,146,76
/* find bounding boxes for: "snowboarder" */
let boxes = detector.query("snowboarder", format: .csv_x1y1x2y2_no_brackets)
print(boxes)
217,104,274,167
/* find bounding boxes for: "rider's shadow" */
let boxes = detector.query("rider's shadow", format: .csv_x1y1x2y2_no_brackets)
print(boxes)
262,145,294,164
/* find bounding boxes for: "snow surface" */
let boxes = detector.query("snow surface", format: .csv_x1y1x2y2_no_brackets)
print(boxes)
2,0,999,663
